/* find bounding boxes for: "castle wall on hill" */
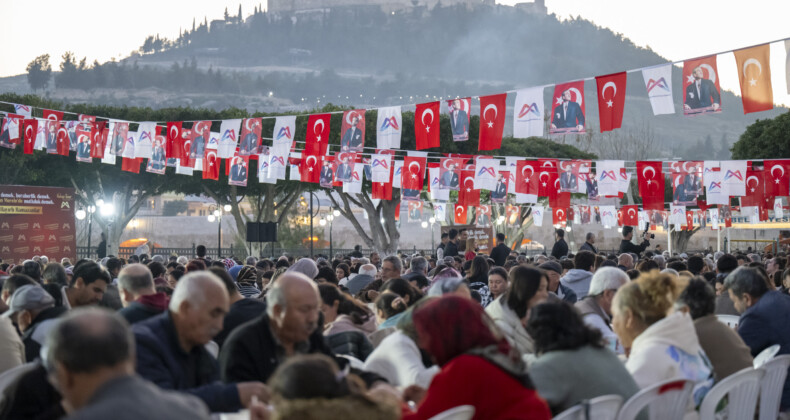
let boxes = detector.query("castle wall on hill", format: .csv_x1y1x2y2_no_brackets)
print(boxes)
268,0,496,14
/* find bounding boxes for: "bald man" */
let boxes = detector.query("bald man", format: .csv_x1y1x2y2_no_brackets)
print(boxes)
617,253,634,271
132,272,268,413
220,272,332,383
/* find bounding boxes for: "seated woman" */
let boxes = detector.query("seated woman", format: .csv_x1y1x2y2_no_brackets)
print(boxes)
374,292,408,330
465,256,492,306
364,298,440,388
485,266,548,357
319,284,375,361
267,354,400,420
612,272,713,407
487,267,509,304
403,296,551,420
427,268,471,299
526,301,640,415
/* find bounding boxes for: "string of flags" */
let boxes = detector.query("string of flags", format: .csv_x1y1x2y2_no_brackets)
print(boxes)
1,37,789,231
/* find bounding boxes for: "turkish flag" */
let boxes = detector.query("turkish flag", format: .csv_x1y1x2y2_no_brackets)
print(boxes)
305,114,331,156
596,72,627,132
637,161,665,210
742,169,764,207
537,168,558,198
90,121,107,158
617,209,624,226
203,148,220,180
459,170,480,206
121,157,142,173
402,156,426,190
552,207,567,225
22,119,37,155
179,129,192,167
43,109,63,122
167,122,182,159
516,160,539,194
478,94,507,151
760,196,774,221
372,178,393,200
300,154,322,184
734,44,773,114
454,203,468,224
685,210,695,230
623,205,639,226
763,160,790,197
55,122,70,156
415,101,440,150
550,191,570,210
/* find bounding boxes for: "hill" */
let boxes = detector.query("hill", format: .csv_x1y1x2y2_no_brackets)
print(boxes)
4,4,785,159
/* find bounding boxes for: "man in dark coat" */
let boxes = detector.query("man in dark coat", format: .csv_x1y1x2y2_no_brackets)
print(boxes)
551,228,569,260
618,226,650,255
132,272,267,413
490,233,511,267
579,232,598,254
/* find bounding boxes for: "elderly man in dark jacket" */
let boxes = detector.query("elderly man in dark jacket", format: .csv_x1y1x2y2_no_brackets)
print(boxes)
132,272,267,413
220,272,334,383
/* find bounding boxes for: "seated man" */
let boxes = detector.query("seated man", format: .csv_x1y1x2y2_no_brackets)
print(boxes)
132,272,267,413
4,284,68,361
44,308,211,420
220,272,333,383
725,267,790,410
117,264,169,325
575,267,629,354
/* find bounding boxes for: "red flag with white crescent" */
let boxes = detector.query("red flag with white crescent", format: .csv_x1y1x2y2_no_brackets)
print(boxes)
763,160,790,197
90,121,107,158
741,169,764,207
121,157,142,173
454,203,467,224
43,109,63,122
300,153,322,184
596,72,627,132
179,129,192,167
56,122,70,156
305,114,331,156
552,207,567,225
685,210,695,230
415,101,440,150
622,205,639,226
459,170,480,207
402,156,426,191
516,160,539,195
478,93,507,151
22,119,37,155
203,148,220,180
167,122,182,160
617,209,624,227
733,44,773,114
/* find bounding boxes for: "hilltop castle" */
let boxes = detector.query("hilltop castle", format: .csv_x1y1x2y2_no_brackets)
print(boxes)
267,0,547,15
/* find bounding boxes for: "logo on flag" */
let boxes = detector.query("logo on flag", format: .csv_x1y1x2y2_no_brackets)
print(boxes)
723,170,743,181
477,166,496,177
380,117,400,131
221,129,236,143
518,103,540,118
708,181,722,191
372,158,389,169
646,78,670,93
276,127,291,140
600,170,617,180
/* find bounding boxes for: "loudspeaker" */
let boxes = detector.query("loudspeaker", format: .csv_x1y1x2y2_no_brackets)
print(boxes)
261,222,277,242
246,222,261,242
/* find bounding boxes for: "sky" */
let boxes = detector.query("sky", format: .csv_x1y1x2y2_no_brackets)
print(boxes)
2,0,790,103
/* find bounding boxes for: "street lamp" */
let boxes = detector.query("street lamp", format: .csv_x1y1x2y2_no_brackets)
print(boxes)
428,217,437,253
207,204,227,259
303,192,321,258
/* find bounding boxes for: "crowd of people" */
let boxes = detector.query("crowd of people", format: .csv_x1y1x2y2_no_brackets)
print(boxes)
0,228,789,419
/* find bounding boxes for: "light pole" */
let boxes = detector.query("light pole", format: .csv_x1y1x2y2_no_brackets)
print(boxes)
428,217,436,253
319,209,340,259
303,192,321,258
208,204,232,259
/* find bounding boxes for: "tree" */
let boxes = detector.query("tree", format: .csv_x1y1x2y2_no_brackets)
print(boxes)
26,54,52,92
731,113,790,160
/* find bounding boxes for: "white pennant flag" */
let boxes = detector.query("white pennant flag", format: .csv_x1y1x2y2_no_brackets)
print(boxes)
721,160,747,197
13,104,32,117
742,206,759,224
272,116,296,155
641,64,675,115
705,171,728,205
267,151,288,181
505,157,519,194
785,40,790,94
775,198,784,219
343,164,364,194
703,161,720,186
217,119,241,159
670,204,686,226
176,160,193,175
532,206,545,227
289,152,301,181
433,202,446,223
429,167,450,201
376,106,402,149
392,160,404,189
474,157,499,191
133,122,156,159
370,153,392,183
618,172,632,194
515,192,537,204
513,86,544,138
596,160,624,196
101,122,116,165
600,205,617,227
638,211,650,230
35,118,47,150
710,208,719,230
258,154,275,184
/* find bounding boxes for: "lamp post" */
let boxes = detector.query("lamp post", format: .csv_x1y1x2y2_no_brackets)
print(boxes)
208,204,232,259
428,217,436,253
304,192,321,258
320,209,340,259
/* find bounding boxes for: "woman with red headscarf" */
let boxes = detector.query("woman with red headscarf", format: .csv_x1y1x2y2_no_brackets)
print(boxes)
402,296,550,420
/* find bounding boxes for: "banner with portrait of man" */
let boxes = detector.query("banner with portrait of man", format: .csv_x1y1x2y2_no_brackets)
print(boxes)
340,109,366,153
74,124,92,163
670,161,703,205
683,55,722,116
333,152,356,183
446,98,471,142
439,157,464,191
228,153,249,187
550,81,586,135
407,201,423,223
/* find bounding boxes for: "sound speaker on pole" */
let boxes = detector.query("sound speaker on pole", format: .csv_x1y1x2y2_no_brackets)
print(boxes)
246,222,261,242
261,222,278,242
